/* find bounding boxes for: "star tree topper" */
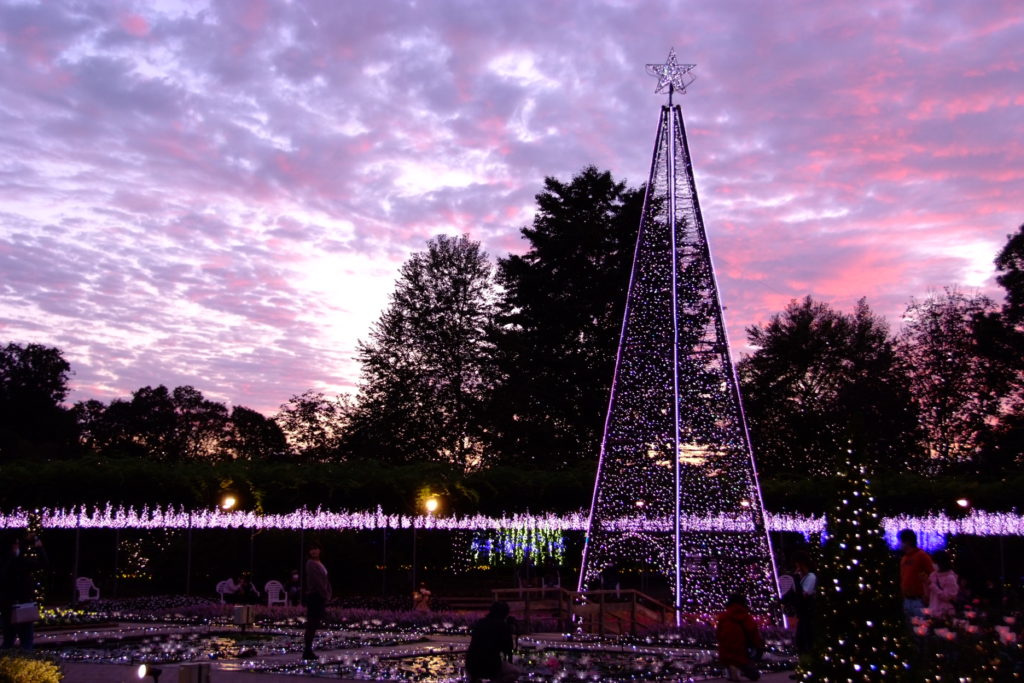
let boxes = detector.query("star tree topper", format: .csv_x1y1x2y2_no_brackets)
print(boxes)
645,48,696,102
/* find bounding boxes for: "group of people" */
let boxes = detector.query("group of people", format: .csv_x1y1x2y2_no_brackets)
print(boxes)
221,569,305,606
899,528,960,623
714,528,965,682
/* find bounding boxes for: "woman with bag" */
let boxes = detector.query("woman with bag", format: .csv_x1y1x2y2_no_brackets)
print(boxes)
0,532,48,651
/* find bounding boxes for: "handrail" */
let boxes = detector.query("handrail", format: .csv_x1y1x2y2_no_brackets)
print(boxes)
491,587,675,635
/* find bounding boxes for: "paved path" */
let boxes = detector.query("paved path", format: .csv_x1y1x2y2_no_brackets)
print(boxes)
46,625,796,682
60,661,796,682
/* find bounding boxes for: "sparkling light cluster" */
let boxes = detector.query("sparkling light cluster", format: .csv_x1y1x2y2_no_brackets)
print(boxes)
471,527,566,565
579,60,779,623
0,505,1020,538
800,459,911,681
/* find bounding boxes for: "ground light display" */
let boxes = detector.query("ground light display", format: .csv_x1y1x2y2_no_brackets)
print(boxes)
578,50,780,624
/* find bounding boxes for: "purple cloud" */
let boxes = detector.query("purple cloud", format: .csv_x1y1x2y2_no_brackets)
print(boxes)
0,0,1021,413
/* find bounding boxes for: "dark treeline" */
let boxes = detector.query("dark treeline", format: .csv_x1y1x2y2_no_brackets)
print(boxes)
2,167,1022,510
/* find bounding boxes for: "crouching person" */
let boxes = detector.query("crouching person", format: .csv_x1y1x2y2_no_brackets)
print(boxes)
717,593,764,681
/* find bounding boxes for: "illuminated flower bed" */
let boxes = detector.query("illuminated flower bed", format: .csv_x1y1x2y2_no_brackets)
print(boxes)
39,629,425,665
912,607,1023,679
248,642,794,681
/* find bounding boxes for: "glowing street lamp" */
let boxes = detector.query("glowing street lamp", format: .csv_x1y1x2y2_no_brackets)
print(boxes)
137,663,162,682
956,498,971,509
221,494,238,511
425,497,439,515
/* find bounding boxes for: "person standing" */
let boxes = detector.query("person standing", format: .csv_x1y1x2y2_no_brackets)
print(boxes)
466,601,518,683
927,550,959,621
898,529,934,623
302,542,331,661
716,593,764,682
412,581,431,611
0,532,47,651
285,569,302,606
791,551,817,656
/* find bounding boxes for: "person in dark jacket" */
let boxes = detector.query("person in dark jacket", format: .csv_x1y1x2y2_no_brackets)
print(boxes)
716,593,764,682
466,601,518,682
0,532,47,651
302,542,331,660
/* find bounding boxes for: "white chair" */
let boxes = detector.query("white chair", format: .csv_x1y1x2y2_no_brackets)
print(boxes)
264,580,287,607
75,577,100,602
216,579,233,604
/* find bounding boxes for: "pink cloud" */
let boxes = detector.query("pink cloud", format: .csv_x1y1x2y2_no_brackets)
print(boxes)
119,13,149,38
0,0,1020,413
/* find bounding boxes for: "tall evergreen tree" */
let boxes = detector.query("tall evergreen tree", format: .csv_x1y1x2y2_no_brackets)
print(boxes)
739,297,919,476
346,234,495,469
489,166,645,467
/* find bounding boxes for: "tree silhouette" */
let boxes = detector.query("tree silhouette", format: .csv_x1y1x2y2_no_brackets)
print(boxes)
739,297,919,475
897,289,1006,470
275,390,346,461
0,342,77,460
346,234,496,469
488,166,644,467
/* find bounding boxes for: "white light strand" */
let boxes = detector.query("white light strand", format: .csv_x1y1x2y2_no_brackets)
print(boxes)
0,505,1020,537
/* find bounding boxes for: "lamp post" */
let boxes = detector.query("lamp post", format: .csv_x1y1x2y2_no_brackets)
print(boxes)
187,495,236,596
185,510,192,596
219,494,247,578
412,497,439,597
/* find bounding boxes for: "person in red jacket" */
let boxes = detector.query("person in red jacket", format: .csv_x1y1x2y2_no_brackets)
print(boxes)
716,593,764,681
898,528,933,624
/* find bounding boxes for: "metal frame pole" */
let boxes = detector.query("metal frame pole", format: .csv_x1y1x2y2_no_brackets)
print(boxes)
185,511,192,596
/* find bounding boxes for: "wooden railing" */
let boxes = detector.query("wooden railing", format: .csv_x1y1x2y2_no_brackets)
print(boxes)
490,587,675,635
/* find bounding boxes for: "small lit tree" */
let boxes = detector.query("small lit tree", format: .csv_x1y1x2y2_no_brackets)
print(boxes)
25,510,45,604
798,453,911,681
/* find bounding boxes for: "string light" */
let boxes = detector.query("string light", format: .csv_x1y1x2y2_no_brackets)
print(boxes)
471,527,566,566
579,54,779,623
798,456,911,681
0,505,1020,537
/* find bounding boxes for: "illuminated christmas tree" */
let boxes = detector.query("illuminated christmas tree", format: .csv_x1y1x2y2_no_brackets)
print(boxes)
798,457,911,681
578,50,780,623
26,510,46,604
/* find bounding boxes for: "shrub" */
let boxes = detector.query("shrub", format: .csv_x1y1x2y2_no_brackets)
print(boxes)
0,657,63,683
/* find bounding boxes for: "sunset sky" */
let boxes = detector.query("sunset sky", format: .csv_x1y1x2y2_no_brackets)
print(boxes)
1,0,1021,414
